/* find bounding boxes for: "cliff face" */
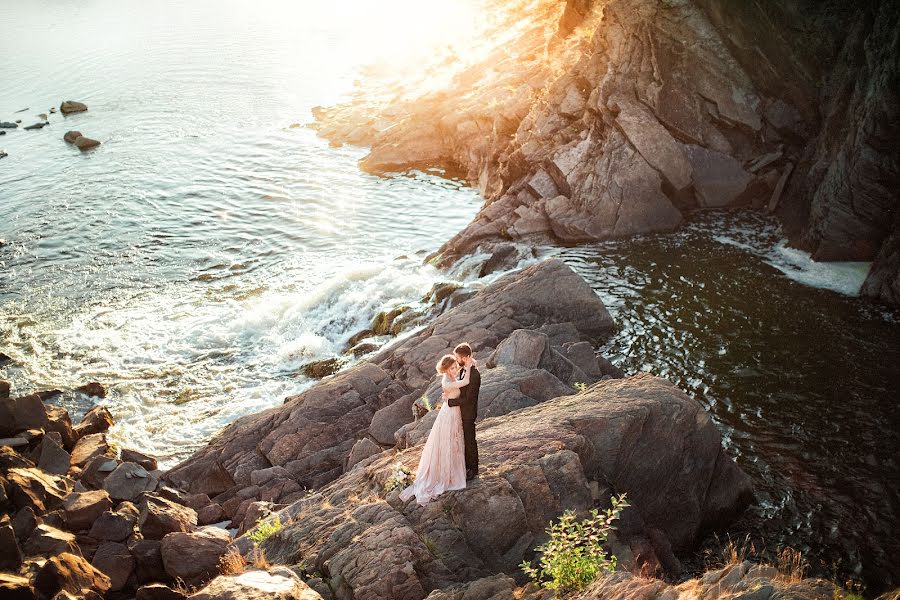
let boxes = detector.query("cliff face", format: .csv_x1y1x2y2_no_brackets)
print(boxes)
314,0,900,305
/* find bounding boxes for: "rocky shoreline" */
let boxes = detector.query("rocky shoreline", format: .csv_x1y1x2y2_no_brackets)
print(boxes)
312,0,900,306
3,259,887,598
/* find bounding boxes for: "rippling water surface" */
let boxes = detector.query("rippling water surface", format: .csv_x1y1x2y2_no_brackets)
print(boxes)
557,213,899,592
1,0,483,460
2,0,899,595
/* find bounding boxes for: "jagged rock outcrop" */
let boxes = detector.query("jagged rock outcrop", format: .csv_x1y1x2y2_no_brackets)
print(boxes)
0,393,233,598
229,374,751,600
314,0,900,305
165,259,615,504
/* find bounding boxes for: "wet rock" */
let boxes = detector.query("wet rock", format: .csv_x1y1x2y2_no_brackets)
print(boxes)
422,282,461,305
60,101,88,115
861,215,900,306
75,382,107,398
89,510,136,542
190,567,323,600
7,467,71,513
121,448,159,471
63,130,82,143
138,493,197,539
0,151,6,159
137,583,187,600
34,552,111,598
24,122,48,130
0,573,33,600
103,461,159,501
38,434,71,475
299,358,344,379
24,524,79,556
63,490,112,531
160,526,232,586
130,538,168,583
91,541,134,592
372,306,410,335
0,514,23,571
477,243,522,277
0,121,17,128
74,405,114,438
74,136,101,151
70,433,112,468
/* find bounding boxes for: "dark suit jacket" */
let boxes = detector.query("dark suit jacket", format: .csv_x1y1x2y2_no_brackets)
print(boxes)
448,365,480,421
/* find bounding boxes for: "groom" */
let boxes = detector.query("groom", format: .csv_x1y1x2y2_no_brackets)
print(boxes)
447,342,480,480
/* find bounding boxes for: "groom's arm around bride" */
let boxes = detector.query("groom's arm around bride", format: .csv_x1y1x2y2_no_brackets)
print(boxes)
447,342,480,479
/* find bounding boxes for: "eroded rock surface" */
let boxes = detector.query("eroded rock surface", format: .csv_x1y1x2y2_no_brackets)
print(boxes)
314,0,900,305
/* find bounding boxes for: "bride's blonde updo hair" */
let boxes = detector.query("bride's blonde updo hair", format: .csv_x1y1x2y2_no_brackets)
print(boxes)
436,354,457,374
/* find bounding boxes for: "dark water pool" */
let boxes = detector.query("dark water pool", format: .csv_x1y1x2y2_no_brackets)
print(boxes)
558,212,899,593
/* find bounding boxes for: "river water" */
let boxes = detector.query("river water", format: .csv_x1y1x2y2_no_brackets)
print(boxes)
1,0,898,594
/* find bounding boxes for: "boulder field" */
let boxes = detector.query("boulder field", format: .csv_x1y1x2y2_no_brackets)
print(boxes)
164,260,865,599
0,259,874,598
312,0,900,306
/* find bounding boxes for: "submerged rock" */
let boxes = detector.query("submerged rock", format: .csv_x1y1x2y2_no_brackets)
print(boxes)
299,357,344,379
23,122,48,130
74,136,101,151
60,100,88,115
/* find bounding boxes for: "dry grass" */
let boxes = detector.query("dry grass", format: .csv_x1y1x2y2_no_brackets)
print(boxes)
250,546,270,570
219,549,248,576
775,547,808,584
171,578,194,596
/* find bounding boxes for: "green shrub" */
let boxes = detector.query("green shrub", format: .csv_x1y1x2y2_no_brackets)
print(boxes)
248,516,282,544
422,395,433,412
521,493,629,593
573,382,588,392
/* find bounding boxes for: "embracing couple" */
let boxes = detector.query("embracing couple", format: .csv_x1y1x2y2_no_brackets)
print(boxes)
399,342,481,505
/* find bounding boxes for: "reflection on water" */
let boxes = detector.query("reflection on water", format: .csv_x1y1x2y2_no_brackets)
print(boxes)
0,0,483,462
558,212,900,592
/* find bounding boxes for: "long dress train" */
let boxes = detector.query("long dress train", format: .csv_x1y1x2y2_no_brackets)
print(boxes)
399,383,467,505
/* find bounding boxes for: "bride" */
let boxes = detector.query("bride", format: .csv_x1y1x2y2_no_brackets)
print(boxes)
399,354,473,505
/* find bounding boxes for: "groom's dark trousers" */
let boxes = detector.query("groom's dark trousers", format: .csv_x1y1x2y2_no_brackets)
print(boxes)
448,365,481,474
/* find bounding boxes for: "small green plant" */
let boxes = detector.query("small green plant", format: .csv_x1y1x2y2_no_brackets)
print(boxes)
248,516,282,544
521,493,629,593
421,395,433,412
573,382,587,392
